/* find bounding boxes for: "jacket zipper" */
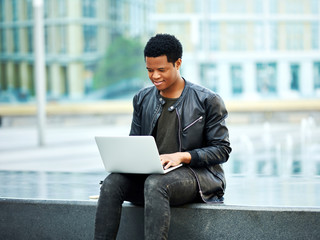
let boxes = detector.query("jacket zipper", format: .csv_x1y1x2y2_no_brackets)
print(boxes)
175,108,182,152
183,116,203,132
175,109,206,202
188,166,207,202
149,105,161,135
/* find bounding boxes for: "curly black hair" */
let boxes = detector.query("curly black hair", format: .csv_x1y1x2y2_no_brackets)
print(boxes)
144,33,183,65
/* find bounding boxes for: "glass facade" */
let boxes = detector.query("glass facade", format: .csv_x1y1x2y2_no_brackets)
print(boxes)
0,0,152,102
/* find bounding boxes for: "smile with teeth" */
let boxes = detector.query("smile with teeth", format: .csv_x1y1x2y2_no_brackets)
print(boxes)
153,81,164,86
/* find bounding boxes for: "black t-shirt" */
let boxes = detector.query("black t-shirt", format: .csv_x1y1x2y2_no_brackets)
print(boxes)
155,97,179,154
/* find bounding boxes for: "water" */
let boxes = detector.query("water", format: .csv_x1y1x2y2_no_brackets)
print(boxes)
1,170,319,208
0,170,106,200
1,120,320,207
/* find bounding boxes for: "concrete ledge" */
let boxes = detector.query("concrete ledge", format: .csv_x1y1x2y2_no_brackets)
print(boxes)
1,198,320,240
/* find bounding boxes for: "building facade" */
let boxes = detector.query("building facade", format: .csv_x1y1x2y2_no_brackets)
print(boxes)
0,0,154,102
1,0,319,103
153,0,320,100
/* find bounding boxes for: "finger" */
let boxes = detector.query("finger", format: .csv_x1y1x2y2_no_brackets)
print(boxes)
164,162,171,170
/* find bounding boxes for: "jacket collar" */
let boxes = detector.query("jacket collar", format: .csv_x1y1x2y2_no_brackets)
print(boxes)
155,78,190,112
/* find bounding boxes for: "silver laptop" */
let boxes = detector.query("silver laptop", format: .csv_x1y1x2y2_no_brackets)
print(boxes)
95,136,182,174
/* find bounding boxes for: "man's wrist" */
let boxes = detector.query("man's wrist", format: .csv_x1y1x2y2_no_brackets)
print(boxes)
180,152,191,164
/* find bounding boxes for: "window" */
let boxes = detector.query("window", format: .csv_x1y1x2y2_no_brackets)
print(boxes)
314,62,320,91
12,0,18,21
197,0,219,13
270,0,307,14
58,0,67,17
231,65,243,95
27,64,34,96
83,25,98,52
61,66,68,96
270,23,278,50
27,26,33,53
311,0,319,14
44,26,49,53
13,27,19,53
44,0,49,18
286,0,303,14
269,0,277,13
290,64,300,91
0,29,5,53
83,0,97,18
0,0,5,21
208,0,219,13
256,63,277,94
286,23,303,50
0,63,7,91
225,23,247,51
254,23,264,50
26,0,33,19
163,1,185,13
58,25,67,53
312,23,319,50
207,22,219,51
225,0,246,13
200,63,218,92
254,0,263,13
13,63,19,91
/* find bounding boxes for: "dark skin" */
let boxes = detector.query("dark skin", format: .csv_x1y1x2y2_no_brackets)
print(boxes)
145,55,191,169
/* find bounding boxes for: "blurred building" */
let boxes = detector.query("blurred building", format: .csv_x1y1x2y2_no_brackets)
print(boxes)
1,0,320,104
0,0,154,102
153,0,320,100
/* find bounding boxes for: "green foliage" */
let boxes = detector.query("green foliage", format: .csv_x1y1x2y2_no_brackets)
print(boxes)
93,36,145,90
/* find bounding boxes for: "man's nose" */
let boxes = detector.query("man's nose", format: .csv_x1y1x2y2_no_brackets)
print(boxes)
152,71,160,79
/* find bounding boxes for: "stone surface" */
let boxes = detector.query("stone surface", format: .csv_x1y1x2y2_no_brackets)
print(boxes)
1,198,320,240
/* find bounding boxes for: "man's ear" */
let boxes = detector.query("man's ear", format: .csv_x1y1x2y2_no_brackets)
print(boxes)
175,58,182,70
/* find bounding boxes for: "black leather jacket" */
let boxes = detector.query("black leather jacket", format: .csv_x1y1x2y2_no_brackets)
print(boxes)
129,79,232,203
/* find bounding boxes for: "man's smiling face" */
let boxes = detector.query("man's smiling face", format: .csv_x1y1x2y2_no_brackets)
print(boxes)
146,55,182,97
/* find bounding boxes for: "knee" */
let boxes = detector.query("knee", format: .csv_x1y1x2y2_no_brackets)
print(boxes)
144,175,168,198
100,173,123,194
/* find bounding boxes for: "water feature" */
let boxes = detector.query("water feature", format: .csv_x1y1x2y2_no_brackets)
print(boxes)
227,117,320,178
0,120,319,207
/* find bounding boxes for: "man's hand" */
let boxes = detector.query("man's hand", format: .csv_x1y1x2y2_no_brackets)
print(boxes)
160,152,191,169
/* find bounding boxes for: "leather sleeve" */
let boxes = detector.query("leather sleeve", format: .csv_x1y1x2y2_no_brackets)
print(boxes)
129,94,142,136
188,94,231,167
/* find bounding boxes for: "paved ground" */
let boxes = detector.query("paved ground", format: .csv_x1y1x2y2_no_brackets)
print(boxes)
1,122,320,207
0,124,129,172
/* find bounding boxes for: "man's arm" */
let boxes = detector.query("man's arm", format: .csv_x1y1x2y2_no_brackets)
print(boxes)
187,94,231,167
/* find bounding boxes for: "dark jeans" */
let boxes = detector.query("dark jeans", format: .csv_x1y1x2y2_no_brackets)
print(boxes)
94,166,199,240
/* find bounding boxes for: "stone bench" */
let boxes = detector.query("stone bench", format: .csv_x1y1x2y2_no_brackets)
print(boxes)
0,198,319,240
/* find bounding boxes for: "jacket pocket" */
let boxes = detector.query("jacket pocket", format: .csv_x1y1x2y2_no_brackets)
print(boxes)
183,116,203,132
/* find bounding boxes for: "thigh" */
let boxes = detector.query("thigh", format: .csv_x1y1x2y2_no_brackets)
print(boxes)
102,173,148,205
144,166,198,206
